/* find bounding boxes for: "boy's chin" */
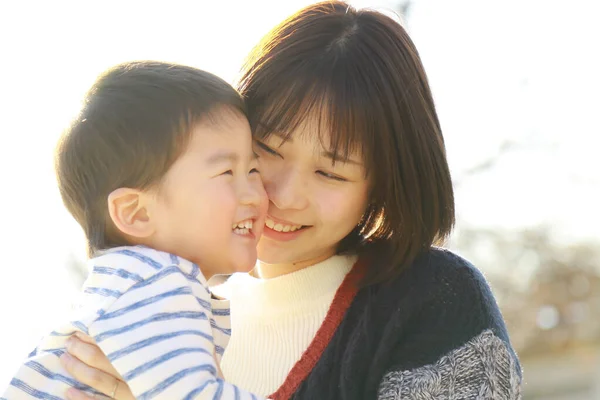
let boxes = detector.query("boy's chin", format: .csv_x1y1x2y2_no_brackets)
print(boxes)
228,253,258,274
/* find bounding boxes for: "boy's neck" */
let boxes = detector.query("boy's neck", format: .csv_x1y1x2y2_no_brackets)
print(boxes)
253,251,336,279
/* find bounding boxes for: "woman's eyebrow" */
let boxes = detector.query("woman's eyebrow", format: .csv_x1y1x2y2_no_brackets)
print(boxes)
321,150,362,166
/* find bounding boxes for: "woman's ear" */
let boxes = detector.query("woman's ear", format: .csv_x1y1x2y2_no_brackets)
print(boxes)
107,188,155,239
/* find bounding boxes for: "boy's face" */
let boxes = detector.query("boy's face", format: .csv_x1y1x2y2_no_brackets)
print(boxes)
149,109,267,277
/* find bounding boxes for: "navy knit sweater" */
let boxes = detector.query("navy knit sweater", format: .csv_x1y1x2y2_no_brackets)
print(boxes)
271,248,522,399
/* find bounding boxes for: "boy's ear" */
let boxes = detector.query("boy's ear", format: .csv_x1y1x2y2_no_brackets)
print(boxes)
107,188,154,239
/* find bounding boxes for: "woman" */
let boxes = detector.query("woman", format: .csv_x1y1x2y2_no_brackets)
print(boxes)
60,2,522,399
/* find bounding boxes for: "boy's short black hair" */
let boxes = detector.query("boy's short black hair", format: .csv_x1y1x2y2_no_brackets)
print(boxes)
56,61,246,256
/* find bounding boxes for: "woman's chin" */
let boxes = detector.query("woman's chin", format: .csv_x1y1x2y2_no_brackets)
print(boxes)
257,239,297,264
256,249,317,266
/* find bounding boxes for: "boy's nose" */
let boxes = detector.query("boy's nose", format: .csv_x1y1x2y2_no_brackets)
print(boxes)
240,179,267,209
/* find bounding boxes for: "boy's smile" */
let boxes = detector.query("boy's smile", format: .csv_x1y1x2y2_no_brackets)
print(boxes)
146,108,268,278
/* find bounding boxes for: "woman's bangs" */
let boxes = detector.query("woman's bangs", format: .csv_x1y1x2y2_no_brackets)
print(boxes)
252,78,376,171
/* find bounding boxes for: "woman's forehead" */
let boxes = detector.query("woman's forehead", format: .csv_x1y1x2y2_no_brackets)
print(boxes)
253,91,370,166
263,110,358,145
263,129,364,166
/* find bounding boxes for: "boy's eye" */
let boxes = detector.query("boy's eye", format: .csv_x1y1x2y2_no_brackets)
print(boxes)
221,170,233,176
255,141,281,157
317,170,347,182
250,168,260,174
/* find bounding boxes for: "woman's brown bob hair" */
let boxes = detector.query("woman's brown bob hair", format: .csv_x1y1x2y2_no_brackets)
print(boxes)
239,1,455,285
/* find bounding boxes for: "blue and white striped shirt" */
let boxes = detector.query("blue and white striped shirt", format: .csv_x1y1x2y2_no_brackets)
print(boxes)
2,246,261,399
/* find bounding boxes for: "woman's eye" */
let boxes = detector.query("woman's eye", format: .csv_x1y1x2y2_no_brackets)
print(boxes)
255,141,281,157
250,168,260,174
221,170,233,176
317,170,347,182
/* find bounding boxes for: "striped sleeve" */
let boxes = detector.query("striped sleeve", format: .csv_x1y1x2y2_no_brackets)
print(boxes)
2,247,262,400
87,251,263,400
209,297,231,364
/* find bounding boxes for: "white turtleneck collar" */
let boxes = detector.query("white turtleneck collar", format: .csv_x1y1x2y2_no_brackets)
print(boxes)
224,254,356,318
214,254,357,396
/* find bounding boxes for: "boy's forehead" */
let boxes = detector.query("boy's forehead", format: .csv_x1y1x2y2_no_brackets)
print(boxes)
186,113,251,152
197,106,249,129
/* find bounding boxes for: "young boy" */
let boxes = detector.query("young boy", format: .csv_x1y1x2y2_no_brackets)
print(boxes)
3,61,267,399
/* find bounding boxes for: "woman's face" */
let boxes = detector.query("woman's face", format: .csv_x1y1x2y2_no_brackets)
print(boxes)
254,116,370,265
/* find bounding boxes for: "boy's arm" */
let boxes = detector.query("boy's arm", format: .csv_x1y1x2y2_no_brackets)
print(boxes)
88,265,263,400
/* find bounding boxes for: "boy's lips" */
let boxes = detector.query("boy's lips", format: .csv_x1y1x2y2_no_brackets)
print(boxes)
232,218,260,238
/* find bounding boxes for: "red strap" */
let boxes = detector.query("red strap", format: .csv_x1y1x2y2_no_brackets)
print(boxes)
269,259,364,400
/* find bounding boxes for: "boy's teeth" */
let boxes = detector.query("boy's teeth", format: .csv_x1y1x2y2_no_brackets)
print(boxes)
233,220,253,230
265,218,302,233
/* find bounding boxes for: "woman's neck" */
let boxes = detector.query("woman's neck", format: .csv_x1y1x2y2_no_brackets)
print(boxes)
254,251,336,279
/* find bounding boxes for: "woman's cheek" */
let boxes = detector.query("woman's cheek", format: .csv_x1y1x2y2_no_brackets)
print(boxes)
256,158,277,193
321,185,368,227
318,188,352,222
254,178,269,213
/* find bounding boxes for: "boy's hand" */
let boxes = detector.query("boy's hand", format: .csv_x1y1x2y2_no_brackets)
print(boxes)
60,333,135,400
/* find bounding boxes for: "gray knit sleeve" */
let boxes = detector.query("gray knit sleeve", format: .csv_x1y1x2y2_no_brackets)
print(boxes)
377,330,522,400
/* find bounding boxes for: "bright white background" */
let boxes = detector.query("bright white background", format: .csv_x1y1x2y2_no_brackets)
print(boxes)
1,0,598,388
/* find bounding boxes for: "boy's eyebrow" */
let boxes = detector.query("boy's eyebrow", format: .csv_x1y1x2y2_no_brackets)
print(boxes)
205,151,239,165
206,151,258,165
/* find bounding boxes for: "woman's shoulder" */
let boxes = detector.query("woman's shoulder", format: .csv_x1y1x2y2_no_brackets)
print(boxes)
415,246,488,284
373,247,495,305
411,247,498,304
362,248,523,398
364,246,513,347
